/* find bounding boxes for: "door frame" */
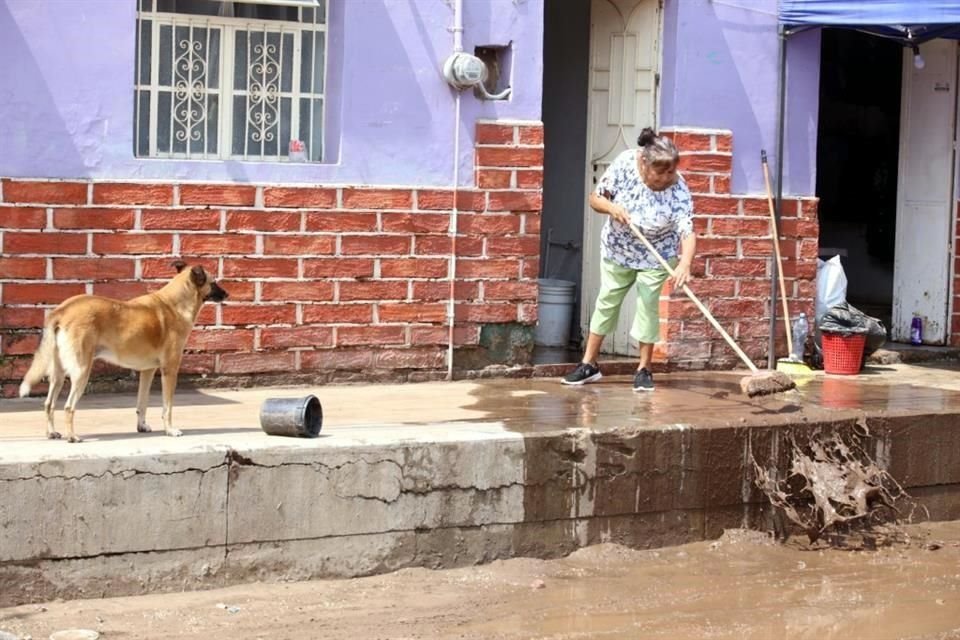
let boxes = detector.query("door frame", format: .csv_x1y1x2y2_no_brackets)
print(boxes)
580,0,665,355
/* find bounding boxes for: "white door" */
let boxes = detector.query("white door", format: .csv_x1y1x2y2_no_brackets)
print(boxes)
893,39,958,344
581,0,661,355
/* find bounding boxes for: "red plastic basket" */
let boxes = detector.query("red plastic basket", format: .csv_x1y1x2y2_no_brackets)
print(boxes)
821,332,866,375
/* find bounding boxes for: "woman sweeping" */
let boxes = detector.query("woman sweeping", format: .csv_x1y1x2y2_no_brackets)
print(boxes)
562,128,697,391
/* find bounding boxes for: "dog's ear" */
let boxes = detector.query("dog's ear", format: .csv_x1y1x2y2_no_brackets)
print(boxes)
172,260,188,273
190,265,207,288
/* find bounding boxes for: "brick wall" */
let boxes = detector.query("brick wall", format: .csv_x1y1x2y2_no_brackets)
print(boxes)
658,128,819,368
0,120,544,396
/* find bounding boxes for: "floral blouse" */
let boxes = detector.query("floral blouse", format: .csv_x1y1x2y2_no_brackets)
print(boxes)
595,149,694,270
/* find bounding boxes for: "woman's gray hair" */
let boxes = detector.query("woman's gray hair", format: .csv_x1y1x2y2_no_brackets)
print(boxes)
637,127,679,167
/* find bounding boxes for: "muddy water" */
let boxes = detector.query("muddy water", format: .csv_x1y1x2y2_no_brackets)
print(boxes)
2,521,959,640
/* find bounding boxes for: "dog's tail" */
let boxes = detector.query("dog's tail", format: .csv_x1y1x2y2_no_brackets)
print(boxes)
19,319,58,398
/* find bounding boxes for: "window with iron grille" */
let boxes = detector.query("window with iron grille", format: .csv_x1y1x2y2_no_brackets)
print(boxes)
135,0,327,162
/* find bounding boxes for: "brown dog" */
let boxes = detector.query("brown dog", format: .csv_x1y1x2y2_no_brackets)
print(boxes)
18,261,228,442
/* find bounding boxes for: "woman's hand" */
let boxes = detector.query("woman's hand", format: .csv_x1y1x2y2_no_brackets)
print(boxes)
608,203,631,226
672,261,693,290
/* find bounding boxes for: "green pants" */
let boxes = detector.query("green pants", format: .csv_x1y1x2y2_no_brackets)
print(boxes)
589,257,675,344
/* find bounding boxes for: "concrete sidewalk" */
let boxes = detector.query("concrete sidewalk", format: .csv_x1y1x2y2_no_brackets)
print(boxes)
3,363,960,606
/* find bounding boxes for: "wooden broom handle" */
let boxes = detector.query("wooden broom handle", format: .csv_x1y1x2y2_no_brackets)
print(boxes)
626,221,760,373
761,150,793,356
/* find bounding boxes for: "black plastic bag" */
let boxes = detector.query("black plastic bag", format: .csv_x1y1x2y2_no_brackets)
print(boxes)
815,301,887,357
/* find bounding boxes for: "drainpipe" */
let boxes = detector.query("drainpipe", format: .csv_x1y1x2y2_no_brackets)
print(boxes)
768,26,788,370
446,0,465,381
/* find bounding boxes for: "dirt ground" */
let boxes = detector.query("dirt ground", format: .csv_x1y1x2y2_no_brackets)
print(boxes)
3,522,960,640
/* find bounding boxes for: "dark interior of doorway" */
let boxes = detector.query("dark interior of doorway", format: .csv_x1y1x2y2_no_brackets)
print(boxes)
816,28,903,332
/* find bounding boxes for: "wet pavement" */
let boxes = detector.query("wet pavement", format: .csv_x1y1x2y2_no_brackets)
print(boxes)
4,362,960,445
2,520,958,639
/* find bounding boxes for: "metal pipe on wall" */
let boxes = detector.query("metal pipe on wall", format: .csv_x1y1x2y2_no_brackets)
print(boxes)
768,27,789,369
446,0,465,380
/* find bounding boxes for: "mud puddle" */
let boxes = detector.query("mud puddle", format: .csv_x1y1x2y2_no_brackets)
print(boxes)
2,521,960,640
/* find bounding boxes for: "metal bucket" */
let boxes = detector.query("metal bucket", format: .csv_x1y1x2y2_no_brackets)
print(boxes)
259,395,323,438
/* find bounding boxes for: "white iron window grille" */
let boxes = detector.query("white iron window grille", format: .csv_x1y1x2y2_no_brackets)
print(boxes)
135,0,327,162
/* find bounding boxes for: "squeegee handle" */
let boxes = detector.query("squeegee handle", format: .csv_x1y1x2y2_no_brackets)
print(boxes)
626,221,760,373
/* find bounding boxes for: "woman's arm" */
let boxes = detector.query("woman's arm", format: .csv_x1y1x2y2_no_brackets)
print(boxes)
672,232,697,289
589,191,630,226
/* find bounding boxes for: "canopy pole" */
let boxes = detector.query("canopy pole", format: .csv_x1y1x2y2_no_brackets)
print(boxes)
768,26,788,369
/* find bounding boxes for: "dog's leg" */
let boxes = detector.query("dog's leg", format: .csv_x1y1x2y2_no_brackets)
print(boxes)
43,358,66,440
136,368,157,433
160,366,182,437
62,365,92,443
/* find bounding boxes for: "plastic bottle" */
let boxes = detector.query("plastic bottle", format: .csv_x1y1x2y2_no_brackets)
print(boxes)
910,315,923,345
790,312,809,362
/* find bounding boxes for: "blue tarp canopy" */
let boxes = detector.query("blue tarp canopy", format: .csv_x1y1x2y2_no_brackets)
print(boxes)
779,1,960,41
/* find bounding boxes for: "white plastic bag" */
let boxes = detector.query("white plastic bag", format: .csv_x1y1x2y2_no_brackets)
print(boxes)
816,255,847,324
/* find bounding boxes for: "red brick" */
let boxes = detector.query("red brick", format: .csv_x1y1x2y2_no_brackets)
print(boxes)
179,353,216,374
263,235,336,255
475,123,514,145
417,190,486,212
0,207,47,229
141,209,221,230
341,235,411,255
410,325,479,346
5,232,86,255
713,175,731,194
219,351,296,374
375,347,446,369
715,134,733,153
0,307,46,328
710,258,767,278
93,233,173,255
679,153,732,173
181,234,255,255
779,218,819,238
780,260,817,279
339,281,408,301
683,173,711,193
694,238,737,257
52,258,135,280
516,170,543,189
415,236,483,256
380,258,448,278
518,125,544,146
692,196,738,215
487,191,542,212
302,303,373,324
518,303,537,324
342,188,413,210
0,257,46,279
53,208,135,230
666,132,712,152
222,258,298,278
92,281,153,299
302,258,374,278
3,282,85,304
710,218,769,236
263,187,337,209
486,236,539,256
0,355,30,380
711,299,767,319
484,281,537,301
93,183,173,206
687,277,738,298
798,238,819,260
336,325,405,346
378,303,446,323
226,210,300,232
304,211,377,232
477,170,512,189
738,278,774,298
458,214,521,235
260,325,334,349
185,328,255,351
455,303,517,323
194,306,217,326
456,258,520,279
301,348,375,370
216,280,255,301
3,180,87,205
381,212,450,234
741,197,773,216
740,239,776,257
411,281,479,301
521,257,540,279
2,332,41,355
475,147,544,168
180,184,256,207
221,304,297,325
261,281,335,302
523,213,541,235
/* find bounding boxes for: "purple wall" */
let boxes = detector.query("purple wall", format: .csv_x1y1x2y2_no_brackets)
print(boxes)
660,0,820,196
0,0,543,187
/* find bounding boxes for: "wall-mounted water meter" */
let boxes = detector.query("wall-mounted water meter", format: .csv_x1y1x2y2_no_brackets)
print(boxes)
443,52,512,100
